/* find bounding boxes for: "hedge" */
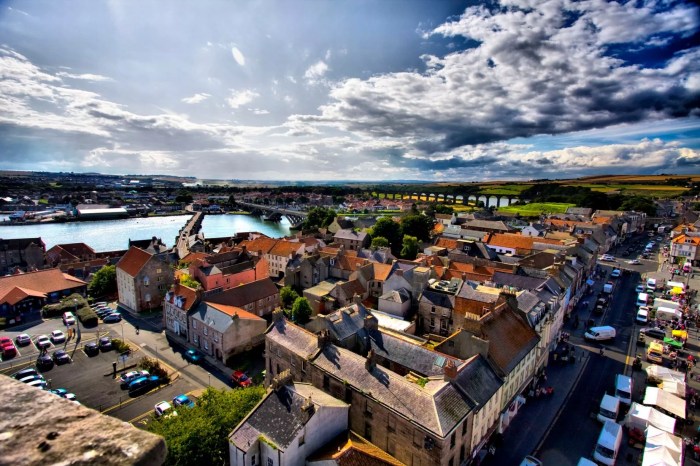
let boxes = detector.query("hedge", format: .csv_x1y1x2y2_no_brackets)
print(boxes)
76,307,98,327
43,293,89,318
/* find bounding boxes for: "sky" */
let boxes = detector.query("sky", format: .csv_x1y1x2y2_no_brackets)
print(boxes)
0,0,699,182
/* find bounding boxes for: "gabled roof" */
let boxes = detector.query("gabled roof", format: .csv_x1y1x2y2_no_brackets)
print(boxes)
56,242,95,257
420,290,455,309
464,219,512,232
378,289,410,304
239,237,278,255
334,229,368,241
229,382,348,452
0,269,86,306
368,329,462,377
312,343,472,437
452,354,503,407
191,302,263,333
205,278,279,308
307,431,404,466
116,246,154,277
266,316,320,358
3,286,46,305
165,283,198,311
269,240,303,258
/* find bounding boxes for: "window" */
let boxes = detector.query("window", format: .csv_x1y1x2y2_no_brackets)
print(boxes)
267,459,273,466
462,421,467,436
143,277,149,286
204,340,208,350
251,455,256,466
448,458,454,466
387,415,396,433
193,335,199,343
344,386,352,403
298,433,305,446
192,320,197,329
430,317,435,329
203,327,208,336
450,432,456,448
431,306,436,314
323,374,330,390
214,334,219,343
365,402,373,418
441,319,448,330
291,356,296,367
364,422,372,441
156,268,162,274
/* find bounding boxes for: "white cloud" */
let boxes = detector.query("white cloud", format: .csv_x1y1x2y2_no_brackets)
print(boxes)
304,60,329,84
56,71,112,82
250,108,270,115
226,89,259,109
231,46,246,66
181,92,211,104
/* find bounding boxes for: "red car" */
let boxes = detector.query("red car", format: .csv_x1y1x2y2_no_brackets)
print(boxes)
0,337,17,358
231,370,252,387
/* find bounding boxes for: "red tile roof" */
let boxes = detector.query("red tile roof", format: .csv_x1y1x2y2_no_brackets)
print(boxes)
167,283,199,311
206,302,263,320
116,247,153,277
269,240,302,258
239,237,278,255
0,269,86,306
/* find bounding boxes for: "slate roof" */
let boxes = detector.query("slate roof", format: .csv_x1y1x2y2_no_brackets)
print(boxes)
333,279,366,299
315,303,371,341
334,229,368,241
378,289,410,304
368,330,462,377
0,269,86,305
456,281,500,304
206,278,279,307
230,383,348,452
491,271,546,291
452,355,503,407
191,302,262,333
312,344,472,437
116,246,153,277
266,317,320,358
420,290,455,309
480,306,540,374
0,238,45,250
464,220,511,232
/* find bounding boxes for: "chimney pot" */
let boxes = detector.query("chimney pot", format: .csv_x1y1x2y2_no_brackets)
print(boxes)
443,359,458,381
365,348,376,372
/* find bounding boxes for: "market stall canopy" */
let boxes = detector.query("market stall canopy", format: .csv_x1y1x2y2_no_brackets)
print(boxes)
643,388,686,419
641,426,682,466
624,403,676,434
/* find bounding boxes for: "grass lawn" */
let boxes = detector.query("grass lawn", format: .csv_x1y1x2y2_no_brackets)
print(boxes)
497,202,575,216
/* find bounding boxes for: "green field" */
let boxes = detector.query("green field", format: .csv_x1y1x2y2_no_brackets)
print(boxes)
497,202,575,216
478,184,533,196
564,183,688,198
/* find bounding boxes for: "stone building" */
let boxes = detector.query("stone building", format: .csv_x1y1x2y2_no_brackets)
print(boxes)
116,246,173,313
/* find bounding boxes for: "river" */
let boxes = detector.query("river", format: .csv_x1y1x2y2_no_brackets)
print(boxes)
0,214,291,252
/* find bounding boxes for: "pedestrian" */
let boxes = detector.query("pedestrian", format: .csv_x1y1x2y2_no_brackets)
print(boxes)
135,325,140,335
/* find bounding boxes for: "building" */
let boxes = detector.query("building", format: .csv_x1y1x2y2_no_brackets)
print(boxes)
0,268,87,324
670,233,700,266
229,377,350,466
116,246,173,313
333,229,370,251
163,283,199,339
45,242,96,266
205,278,280,319
190,301,267,360
189,249,269,291
0,237,46,275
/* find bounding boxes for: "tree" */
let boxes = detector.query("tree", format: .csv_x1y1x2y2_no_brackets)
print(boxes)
146,386,265,466
303,207,336,230
400,214,434,242
88,265,117,297
291,297,312,325
280,286,299,309
401,235,420,260
619,196,657,216
179,274,200,289
371,236,390,249
433,204,454,215
370,217,402,254
175,190,193,203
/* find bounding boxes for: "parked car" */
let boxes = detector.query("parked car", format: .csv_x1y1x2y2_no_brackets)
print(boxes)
635,284,645,293
128,375,160,395
37,354,54,370
62,312,76,326
26,379,48,390
103,314,122,323
173,394,195,408
600,254,615,261
15,333,31,346
53,349,71,365
84,342,99,356
19,374,45,384
0,337,17,358
92,301,108,308
610,269,621,278
231,370,252,388
184,349,202,364
50,388,68,397
640,327,666,340
99,337,113,351
120,370,150,387
50,330,66,344
12,367,38,379
154,401,177,418
35,335,51,349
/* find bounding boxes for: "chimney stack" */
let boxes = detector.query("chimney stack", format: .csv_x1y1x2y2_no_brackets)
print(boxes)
271,369,293,391
365,348,376,372
300,396,315,423
317,329,330,348
443,359,458,381
353,294,363,305
272,309,285,323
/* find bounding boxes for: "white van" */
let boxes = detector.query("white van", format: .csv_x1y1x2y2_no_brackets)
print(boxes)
584,326,616,341
597,394,620,423
646,278,657,292
593,420,623,465
614,374,632,405
636,292,648,307
636,307,649,324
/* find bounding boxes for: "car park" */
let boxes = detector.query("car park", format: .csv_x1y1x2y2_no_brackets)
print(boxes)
84,342,99,356
50,330,66,344
35,335,51,349
12,367,38,379
231,370,252,387
640,327,666,340
103,313,122,323
173,394,195,408
120,370,150,387
15,333,31,346
99,337,113,351
37,354,54,370
184,349,202,364
62,312,76,326
154,400,177,418
53,349,71,365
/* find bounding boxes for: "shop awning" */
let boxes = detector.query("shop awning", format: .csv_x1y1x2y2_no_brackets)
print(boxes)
624,403,676,434
642,426,683,466
643,388,686,419
586,279,595,286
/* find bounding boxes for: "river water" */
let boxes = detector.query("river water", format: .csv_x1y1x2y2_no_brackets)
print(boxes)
0,214,291,252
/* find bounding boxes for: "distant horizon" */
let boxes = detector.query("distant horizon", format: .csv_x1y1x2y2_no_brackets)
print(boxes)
1,1,699,180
